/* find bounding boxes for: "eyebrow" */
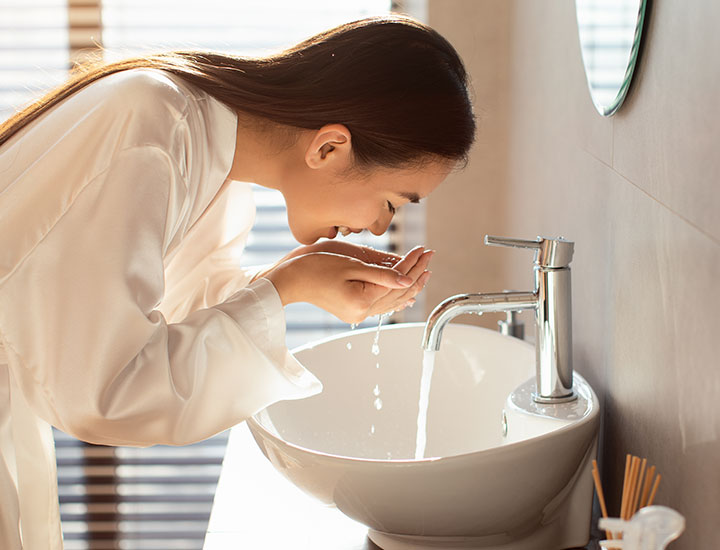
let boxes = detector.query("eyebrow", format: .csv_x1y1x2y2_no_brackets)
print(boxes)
399,192,421,203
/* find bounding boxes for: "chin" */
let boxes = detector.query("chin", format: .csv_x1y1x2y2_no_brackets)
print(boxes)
294,226,336,245
287,223,311,245
294,230,320,245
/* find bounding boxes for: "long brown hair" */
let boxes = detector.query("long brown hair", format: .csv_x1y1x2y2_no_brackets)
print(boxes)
0,15,475,168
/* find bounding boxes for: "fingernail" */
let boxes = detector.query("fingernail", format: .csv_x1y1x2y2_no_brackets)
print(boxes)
397,275,413,286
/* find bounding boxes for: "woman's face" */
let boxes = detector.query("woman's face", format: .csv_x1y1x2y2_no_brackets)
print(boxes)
282,160,452,245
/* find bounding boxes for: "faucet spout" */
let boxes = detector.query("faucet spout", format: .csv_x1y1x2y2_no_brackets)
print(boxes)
422,292,537,352
422,235,577,404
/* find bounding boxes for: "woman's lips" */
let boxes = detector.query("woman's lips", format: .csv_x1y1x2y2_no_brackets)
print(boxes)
326,226,361,239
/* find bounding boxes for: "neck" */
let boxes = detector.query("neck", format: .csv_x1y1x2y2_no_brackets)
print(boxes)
227,114,309,191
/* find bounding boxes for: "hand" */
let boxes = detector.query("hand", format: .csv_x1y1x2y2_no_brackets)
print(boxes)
271,240,403,269
365,245,434,317
250,241,400,283
307,244,435,314
263,249,432,324
306,240,404,267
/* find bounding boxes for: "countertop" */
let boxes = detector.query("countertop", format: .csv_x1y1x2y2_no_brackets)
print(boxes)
204,423,600,550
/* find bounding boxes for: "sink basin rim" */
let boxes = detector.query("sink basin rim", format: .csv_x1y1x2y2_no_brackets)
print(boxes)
249,322,599,464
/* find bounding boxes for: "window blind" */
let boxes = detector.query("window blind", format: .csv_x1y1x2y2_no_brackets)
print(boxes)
1,1,430,548
0,0,69,121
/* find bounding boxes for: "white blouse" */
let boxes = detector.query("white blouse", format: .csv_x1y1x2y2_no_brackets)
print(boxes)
0,69,322,549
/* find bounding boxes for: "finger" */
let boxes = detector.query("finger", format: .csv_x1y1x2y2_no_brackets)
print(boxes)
403,250,434,281
392,246,426,275
367,271,431,316
377,250,433,304
373,298,415,317
386,270,432,308
349,263,414,290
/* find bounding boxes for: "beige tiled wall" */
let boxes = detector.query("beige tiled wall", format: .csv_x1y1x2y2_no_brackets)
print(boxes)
426,1,720,547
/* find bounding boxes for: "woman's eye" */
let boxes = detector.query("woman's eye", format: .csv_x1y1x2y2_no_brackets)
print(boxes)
387,201,396,214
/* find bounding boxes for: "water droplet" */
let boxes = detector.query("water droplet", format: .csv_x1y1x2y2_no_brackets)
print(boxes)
373,384,380,396
376,362,380,369
346,342,352,350
370,425,375,435
370,313,390,356
350,323,358,330
373,397,383,410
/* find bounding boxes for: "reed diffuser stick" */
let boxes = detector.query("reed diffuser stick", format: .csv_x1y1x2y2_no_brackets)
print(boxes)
623,456,641,520
647,474,662,506
630,458,647,517
639,465,656,508
591,460,613,540
620,454,632,520
627,456,647,519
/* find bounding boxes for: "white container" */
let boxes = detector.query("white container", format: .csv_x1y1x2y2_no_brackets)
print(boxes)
598,506,685,550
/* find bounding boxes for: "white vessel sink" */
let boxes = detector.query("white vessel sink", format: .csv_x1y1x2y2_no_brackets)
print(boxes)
247,323,600,550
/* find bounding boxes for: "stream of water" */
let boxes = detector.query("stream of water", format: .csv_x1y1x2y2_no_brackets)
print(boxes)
354,314,436,460
414,349,436,459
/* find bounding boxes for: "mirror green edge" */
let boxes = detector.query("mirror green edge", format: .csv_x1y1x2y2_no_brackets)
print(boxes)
576,0,648,116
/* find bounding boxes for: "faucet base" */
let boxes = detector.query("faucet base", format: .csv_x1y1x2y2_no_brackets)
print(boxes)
532,391,578,404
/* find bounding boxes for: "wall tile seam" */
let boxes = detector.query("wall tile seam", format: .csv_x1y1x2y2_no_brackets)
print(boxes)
610,116,615,169
576,145,720,248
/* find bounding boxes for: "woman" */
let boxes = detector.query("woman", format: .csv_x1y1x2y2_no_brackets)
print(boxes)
0,15,474,548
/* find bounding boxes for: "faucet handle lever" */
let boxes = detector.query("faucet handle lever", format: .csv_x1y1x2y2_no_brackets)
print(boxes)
485,235,542,250
485,235,574,268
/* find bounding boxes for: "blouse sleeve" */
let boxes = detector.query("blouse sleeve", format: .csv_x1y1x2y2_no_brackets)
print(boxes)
159,181,268,324
0,74,321,447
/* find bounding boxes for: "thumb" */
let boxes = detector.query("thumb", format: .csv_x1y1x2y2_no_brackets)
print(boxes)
350,262,414,289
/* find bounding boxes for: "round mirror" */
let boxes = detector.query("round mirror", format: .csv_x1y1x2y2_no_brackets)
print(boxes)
576,0,647,116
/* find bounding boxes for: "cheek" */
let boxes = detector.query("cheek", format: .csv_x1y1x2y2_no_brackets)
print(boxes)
311,195,371,226
330,201,376,228
286,182,379,230
354,207,382,228
337,190,382,225
286,190,326,222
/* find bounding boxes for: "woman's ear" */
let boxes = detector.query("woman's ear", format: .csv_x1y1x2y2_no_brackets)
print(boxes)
305,124,352,169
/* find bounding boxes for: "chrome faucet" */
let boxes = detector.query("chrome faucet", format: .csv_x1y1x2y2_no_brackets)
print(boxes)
422,235,577,404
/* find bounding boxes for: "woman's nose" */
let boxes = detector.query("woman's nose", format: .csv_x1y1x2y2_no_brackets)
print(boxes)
368,210,393,236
